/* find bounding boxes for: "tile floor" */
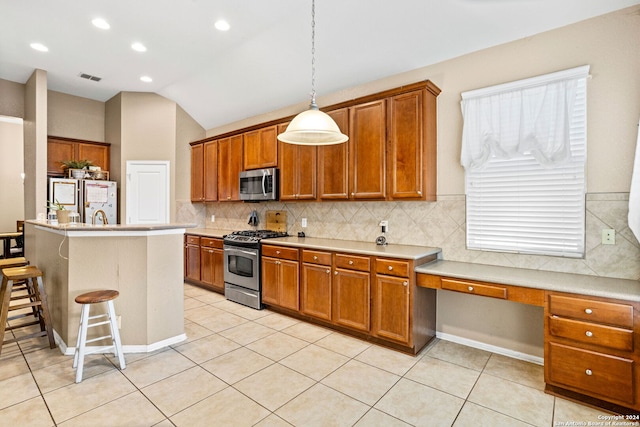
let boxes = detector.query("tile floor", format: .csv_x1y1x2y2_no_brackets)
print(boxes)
0,283,615,426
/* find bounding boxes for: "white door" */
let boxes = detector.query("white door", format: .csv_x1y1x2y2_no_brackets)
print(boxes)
126,161,170,224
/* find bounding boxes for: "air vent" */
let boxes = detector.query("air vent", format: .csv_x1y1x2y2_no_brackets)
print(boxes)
79,73,102,82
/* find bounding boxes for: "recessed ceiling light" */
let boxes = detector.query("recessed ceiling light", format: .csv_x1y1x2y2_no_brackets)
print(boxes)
214,20,230,31
30,43,48,52
92,18,110,30
140,76,153,83
131,42,147,52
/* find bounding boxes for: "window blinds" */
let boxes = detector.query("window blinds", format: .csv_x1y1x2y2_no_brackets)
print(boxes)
462,66,588,258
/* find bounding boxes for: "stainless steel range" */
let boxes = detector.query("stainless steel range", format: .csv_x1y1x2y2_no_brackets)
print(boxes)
223,230,288,309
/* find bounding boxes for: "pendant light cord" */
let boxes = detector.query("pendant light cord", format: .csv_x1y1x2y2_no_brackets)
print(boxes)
310,0,317,108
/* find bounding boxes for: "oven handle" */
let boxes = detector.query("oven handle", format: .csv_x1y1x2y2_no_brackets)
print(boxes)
225,247,258,257
262,169,268,196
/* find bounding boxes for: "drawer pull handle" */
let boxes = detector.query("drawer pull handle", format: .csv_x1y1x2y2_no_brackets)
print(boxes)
276,250,280,255
326,269,330,274
468,286,474,292
585,331,593,337
313,256,318,260
388,266,393,271
334,271,338,275
349,260,354,265
403,281,408,287
585,369,593,376
585,308,593,314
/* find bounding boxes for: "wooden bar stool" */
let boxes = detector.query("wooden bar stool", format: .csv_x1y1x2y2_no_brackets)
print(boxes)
0,265,55,355
73,290,126,383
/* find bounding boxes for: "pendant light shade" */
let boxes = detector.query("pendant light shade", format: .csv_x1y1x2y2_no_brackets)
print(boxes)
277,0,348,146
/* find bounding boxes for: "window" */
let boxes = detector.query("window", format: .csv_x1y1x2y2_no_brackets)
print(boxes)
461,66,589,258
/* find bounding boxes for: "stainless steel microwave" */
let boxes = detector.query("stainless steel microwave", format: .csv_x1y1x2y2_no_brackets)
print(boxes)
239,168,279,201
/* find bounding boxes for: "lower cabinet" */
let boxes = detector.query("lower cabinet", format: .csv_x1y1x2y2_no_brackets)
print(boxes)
333,254,371,332
184,234,225,293
185,235,201,282
372,275,410,345
261,245,300,311
301,250,333,321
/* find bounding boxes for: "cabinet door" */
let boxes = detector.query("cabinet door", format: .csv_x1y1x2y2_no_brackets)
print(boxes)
204,141,218,201
388,90,424,200
350,100,386,199
333,268,370,332
212,248,224,291
279,259,300,311
279,122,317,201
218,135,243,201
244,125,278,170
318,109,349,200
373,275,410,344
77,143,110,172
262,257,280,306
48,139,76,176
190,144,204,202
301,263,332,321
185,243,201,282
200,245,214,285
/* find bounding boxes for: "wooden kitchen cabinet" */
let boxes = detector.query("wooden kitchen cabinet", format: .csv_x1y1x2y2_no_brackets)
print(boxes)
200,237,224,293
184,235,201,282
278,122,317,200
349,100,386,200
217,135,243,201
372,271,411,345
48,136,110,177
243,125,278,170
318,109,350,200
333,254,371,332
191,140,218,202
261,245,300,311
190,144,204,201
301,255,333,321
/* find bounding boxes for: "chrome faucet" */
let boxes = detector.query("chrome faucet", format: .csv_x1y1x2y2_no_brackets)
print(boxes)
92,209,108,225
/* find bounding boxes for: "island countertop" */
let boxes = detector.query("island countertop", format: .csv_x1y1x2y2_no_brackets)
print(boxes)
27,219,196,233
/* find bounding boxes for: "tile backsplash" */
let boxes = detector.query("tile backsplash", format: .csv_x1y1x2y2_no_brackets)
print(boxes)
177,192,640,281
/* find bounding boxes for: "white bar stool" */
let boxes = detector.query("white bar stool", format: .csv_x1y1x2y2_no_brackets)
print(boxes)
73,290,125,383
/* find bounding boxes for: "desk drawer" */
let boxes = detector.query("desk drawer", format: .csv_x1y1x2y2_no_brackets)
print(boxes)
335,254,370,272
548,316,633,352
302,250,331,266
548,342,634,404
548,294,633,328
376,259,410,278
262,245,299,261
441,278,507,300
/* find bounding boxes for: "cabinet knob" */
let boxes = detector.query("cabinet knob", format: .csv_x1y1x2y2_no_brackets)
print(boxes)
326,269,331,274
349,260,354,265
388,266,393,271
468,286,474,292
585,308,593,314
313,255,318,260
351,192,355,196
585,369,593,376
403,281,408,287
585,331,593,337
334,271,338,275
418,191,422,195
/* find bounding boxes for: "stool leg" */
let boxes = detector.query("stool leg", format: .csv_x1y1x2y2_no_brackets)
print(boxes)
0,277,14,355
74,304,90,383
106,300,125,370
72,304,85,369
33,276,55,349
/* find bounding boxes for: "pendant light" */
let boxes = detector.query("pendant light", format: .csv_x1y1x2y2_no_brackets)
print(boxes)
277,0,348,145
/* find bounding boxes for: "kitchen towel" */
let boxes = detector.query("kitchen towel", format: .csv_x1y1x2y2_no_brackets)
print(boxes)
629,119,640,242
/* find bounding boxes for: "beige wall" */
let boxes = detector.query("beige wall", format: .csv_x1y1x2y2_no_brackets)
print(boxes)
0,117,24,232
0,78,25,118
47,90,105,142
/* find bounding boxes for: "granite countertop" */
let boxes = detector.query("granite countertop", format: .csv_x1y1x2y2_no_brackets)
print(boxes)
187,228,234,238
416,259,640,303
28,220,197,232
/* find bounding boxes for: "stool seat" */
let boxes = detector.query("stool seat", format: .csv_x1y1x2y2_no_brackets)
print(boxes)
75,290,119,305
0,257,27,269
2,266,42,281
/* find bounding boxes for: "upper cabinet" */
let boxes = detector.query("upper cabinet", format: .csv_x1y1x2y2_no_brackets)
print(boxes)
317,109,349,200
190,143,204,201
243,125,278,170
278,122,317,201
218,135,243,201
190,140,218,202
47,136,110,177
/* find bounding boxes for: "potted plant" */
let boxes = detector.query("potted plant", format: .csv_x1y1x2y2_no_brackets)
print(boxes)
47,200,71,223
61,159,93,179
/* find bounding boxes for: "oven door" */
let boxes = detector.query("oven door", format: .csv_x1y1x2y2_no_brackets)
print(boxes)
223,244,260,291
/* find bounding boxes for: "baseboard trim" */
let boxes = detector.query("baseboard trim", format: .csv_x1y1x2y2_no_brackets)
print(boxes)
436,332,544,366
54,329,187,356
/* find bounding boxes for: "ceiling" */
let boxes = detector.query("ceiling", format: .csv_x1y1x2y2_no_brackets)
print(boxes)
1,0,638,130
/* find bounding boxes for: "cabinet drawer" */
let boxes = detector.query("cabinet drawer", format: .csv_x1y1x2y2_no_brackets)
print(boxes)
441,278,507,300
376,259,410,278
548,294,633,328
302,250,331,266
548,316,633,352
335,254,370,272
201,237,223,249
262,245,299,261
186,235,200,245
547,342,634,404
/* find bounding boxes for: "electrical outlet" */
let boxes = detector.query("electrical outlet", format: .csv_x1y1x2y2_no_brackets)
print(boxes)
210,215,215,222
602,229,616,245
301,218,307,228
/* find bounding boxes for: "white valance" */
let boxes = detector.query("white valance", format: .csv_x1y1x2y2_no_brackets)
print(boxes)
461,65,590,170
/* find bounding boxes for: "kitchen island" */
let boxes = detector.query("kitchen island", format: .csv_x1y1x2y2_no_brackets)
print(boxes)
24,220,195,355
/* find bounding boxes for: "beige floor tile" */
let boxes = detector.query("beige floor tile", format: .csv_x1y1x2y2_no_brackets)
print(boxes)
321,359,400,405
246,331,309,361
183,305,225,324
122,348,195,388
276,383,369,427
22,346,68,371
192,291,226,304
177,321,214,345
453,401,533,426
483,353,545,390
183,296,207,310
152,419,175,427
32,354,115,393
58,390,166,427
0,340,23,360
218,321,277,345
183,285,211,298
426,339,491,371
355,345,420,376
44,370,136,424
235,363,315,411
468,374,554,426
0,353,30,381
171,386,269,427
374,378,464,427
280,343,349,381
354,408,411,427
314,332,371,358
553,397,612,424
404,355,480,399
254,413,294,427
254,312,301,331
0,396,54,427
281,321,333,343
173,333,241,364
201,347,274,384
142,366,226,416
213,299,272,320
198,309,250,332
0,371,41,410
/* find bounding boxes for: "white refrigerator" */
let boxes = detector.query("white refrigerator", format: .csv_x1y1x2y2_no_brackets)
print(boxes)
48,178,118,225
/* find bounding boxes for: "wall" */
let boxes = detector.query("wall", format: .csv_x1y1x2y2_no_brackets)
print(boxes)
0,78,25,118
0,117,24,232
182,6,640,360
47,90,105,142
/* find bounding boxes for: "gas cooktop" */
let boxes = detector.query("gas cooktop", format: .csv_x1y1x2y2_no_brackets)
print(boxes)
223,229,288,244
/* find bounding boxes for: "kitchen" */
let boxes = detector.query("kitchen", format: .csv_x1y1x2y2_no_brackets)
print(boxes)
1,1,640,425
